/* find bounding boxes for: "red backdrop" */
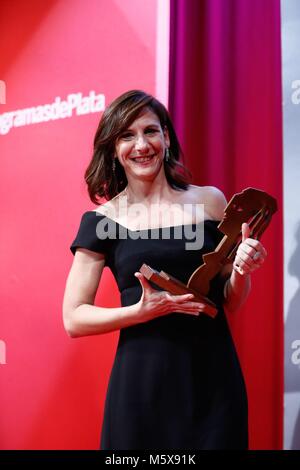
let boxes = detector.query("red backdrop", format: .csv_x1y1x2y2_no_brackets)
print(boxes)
0,0,283,451
0,0,163,449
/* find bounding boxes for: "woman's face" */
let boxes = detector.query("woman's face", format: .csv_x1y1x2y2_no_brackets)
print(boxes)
115,108,170,181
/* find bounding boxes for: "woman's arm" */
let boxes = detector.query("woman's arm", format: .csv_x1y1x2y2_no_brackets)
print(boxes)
62,248,140,337
222,265,251,314
63,249,205,338
221,223,267,313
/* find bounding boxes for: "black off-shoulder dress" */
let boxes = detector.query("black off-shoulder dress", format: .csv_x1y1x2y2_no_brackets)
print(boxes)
70,211,248,450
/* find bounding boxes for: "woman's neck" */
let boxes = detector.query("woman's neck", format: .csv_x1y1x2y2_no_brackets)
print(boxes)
125,173,173,205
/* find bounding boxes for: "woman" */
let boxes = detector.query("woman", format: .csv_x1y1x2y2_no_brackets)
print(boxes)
63,90,267,449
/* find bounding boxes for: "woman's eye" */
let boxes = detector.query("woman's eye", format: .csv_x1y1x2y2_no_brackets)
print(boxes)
120,133,133,140
119,128,158,140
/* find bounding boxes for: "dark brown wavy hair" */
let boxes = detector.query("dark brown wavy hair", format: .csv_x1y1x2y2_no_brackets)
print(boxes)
84,90,192,203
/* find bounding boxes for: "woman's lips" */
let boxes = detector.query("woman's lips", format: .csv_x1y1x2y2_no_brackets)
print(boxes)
131,154,156,164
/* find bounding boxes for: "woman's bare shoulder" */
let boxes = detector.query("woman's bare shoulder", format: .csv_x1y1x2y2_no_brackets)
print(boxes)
189,185,227,220
187,184,226,201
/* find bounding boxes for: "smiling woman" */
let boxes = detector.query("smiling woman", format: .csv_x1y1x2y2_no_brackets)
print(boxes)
115,109,170,181
64,89,268,450
84,89,192,202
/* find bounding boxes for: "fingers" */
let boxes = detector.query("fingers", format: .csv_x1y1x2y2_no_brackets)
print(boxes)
240,237,267,256
235,224,268,275
169,292,195,303
134,272,152,291
167,292,206,309
234,241,267,275
167,293,208,315
172,302,206,316
234,248,253,271
242,223,250,242
135,279,210,321
240,224,267,256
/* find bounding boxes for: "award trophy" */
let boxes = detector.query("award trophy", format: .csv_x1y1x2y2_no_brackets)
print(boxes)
139,188,277,318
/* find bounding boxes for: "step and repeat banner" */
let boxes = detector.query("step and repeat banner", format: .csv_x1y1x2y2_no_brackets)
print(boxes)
0,0,169,449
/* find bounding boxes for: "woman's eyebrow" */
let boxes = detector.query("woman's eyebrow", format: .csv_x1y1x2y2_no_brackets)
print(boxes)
143,123,161,129
126,123,161,131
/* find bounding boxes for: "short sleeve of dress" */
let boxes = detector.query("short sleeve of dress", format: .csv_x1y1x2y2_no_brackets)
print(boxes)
70,211,111,261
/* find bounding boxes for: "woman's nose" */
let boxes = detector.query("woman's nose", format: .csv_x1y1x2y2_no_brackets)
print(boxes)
135,135,149,151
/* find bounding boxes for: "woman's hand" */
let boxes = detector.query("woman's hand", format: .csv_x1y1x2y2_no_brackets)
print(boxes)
134,272,206,323
233,223,267,276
